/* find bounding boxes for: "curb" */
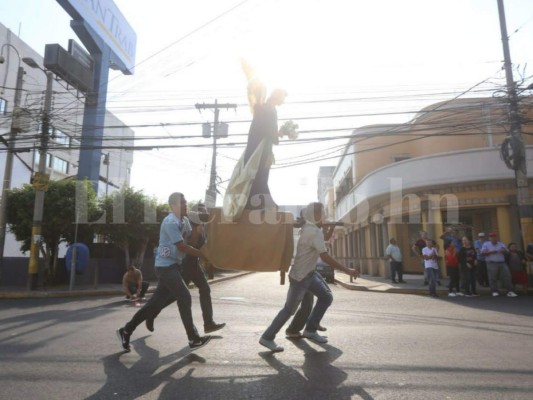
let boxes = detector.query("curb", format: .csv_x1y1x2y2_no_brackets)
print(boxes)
0,271,253,300
334,278,452,296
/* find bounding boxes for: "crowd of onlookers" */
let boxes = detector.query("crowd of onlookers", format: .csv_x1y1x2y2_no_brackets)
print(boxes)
385,228,530,298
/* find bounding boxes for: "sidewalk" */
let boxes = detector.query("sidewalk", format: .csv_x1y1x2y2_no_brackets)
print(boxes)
334,272,531,296
0,270,529,299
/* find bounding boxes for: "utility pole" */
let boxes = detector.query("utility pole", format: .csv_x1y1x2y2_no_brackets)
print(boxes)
0,65,24,282
103,152,110,195
497,0,533,246
27,70,53,290
195,100,236,208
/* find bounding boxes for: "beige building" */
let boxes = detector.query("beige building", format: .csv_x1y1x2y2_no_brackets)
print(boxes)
330,96,533,277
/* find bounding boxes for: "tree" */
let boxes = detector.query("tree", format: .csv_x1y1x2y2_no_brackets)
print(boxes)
95,187,163,271
6,179,99,284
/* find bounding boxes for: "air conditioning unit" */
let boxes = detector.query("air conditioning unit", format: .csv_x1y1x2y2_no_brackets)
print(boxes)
44,44,94,93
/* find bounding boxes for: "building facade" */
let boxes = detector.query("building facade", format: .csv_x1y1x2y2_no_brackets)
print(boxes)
329,96,533,277
0,23,133,257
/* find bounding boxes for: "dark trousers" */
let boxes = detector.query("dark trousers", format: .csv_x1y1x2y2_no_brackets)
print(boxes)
461,266,478,295
390,261,403,281
476,260,488,286
125,264,199,341
127,281,149,298
446,267,460,292
286,291,314,333
152,255,214,326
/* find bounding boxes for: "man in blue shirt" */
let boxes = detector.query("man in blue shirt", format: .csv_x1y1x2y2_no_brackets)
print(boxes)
481,232,517,297
117,192,212,352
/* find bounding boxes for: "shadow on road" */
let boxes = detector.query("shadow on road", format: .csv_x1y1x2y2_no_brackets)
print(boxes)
85,335,375,400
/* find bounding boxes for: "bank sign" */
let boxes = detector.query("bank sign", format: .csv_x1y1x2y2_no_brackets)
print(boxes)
57,0,136,74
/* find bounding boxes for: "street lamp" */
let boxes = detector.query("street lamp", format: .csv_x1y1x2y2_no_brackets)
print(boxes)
0,43,24,284
22,57,53,290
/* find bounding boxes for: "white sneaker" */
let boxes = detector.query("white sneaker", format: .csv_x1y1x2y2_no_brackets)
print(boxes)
259,337,284,352
507,291,518,297
448,292,457,297
455,292,464,297
302,330,328,344
492,292,500,297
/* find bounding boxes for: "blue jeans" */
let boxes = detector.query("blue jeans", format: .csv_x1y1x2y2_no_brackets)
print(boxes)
262,271,333,341
286,291,314,333
125,264,200,341
426,267,438,295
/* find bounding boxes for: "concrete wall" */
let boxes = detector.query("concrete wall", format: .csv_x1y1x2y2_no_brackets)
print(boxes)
1,256,157,287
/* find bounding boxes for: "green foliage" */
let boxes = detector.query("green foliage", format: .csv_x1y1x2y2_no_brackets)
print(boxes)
94,187,165,269
5,181,171,279
6,179,99,252
5,179,99,283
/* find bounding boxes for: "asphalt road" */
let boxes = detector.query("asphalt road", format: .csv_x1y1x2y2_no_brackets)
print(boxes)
1,272,532,400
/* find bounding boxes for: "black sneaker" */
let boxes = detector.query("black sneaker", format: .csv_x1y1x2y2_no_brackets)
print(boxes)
117,328,131,352
189,335,212,351
204,322,226,333
145,318,154,332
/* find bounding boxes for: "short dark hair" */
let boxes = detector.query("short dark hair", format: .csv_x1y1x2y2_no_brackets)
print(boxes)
168,192,184,207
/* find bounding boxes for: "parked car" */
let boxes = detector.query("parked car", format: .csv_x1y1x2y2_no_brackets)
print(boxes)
316,259,335,283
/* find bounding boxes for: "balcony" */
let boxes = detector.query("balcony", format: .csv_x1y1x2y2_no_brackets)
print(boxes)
335,146,533,221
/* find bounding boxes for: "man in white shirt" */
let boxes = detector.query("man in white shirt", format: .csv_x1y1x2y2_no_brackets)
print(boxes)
422,239,440,298
385,238,405,284
259,202,359,352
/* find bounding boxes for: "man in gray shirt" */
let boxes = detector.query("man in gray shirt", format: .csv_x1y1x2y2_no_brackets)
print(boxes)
481,232,517,297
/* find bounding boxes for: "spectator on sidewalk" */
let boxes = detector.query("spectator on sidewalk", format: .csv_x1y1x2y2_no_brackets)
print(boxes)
481,232,518,298
474,232,489,287
444,241,461,297
440,227,462,251
506,242,528,294
458,236,478,296
122,265,149,300
422,239,440,298
412,231,430,285
385,238,405,284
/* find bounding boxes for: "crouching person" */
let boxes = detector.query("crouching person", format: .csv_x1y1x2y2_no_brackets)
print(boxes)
122,265,149,300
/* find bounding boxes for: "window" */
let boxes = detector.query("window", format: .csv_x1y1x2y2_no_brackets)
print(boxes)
53,129,70,147
52,157,68,174
0,97,6,114
335,169,354,205
34,151,52,168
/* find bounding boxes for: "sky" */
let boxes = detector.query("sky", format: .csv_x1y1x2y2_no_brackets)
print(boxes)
1,0,533,206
